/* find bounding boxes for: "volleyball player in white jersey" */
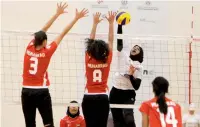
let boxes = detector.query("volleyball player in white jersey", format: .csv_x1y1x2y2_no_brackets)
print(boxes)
183,103,200,127
109,45,144,127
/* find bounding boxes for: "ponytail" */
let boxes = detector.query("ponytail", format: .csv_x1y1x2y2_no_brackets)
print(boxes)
157,92,168,114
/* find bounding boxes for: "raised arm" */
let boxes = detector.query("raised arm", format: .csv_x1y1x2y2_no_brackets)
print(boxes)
54,8,89,45
90,12,103,39
41,2,68,32
105,11,116,50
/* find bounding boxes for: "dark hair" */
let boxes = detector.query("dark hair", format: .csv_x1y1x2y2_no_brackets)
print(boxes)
34,31,47,47
152,76,169,114
67,100,80,118
85,38,109,63
129,45,144,63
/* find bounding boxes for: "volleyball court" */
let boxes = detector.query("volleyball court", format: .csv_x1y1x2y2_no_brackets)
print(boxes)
1,2,200,127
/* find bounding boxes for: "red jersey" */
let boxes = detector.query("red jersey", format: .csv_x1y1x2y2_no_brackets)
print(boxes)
22,40,57,87
60,115,86,127
85,51,112,93
139,97,182,127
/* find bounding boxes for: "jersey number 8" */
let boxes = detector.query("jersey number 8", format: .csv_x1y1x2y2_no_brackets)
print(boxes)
93,69,102,82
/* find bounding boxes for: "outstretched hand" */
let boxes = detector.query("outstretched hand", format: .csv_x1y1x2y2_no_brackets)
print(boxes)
93,12,103,24
56,2,68,15
105,11,117,24
75,8,89,20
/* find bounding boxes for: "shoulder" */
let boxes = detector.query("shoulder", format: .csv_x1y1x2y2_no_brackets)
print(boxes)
78,115,85,120
166,98,181,108
77,115,85,122
144,98,156,105
62,116,69,120
46,41,57,49
140,98,155,109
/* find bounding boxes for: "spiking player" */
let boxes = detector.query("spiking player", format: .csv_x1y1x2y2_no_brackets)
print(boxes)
109,44,144,127
21,3,88,127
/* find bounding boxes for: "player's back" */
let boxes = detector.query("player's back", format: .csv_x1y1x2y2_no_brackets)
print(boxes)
140,97,182,127
23,40,57,87
85,51,112,93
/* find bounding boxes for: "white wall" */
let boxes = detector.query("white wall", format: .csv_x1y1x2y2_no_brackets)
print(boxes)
2,1,200,36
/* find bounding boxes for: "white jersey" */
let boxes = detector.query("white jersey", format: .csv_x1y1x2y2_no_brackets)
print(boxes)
183,114,200,127
113,51,143,90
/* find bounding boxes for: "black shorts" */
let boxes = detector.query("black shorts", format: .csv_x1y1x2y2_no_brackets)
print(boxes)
82,94,109,127
109,87,136,127
21,88,54,127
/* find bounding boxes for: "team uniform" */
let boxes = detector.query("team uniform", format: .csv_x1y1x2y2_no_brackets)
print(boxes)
82,51,113,127
183,114,200,127
22,39,57,127
60,115,85,127
109,51,143,127
139,97,183,127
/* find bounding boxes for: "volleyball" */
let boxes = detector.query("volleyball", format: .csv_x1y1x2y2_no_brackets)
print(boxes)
116,11,131,25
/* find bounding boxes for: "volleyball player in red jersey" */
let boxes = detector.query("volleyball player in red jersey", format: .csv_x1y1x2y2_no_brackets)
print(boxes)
139,76,182,127
22,3,88,127
81,11,116,127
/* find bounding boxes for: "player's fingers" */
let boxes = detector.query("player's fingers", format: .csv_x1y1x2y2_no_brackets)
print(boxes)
81,8,86,13
98,12,101,16
98,13,101,17
63,3,68,9
83,9,89,14
108,11,111,16
62,2,67,8
59,2,62,7
112,11,115,16
105,16,108,20
84,9,89,13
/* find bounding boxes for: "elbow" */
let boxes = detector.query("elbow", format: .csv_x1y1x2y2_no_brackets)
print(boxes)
134,86,140,91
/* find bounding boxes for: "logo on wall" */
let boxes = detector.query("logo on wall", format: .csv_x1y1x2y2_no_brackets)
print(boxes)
145,1,151,6
97,0,103,4
143,69,154,76
91,0,108,9
140,18,156,23
137,1,159,11
120,0,128,9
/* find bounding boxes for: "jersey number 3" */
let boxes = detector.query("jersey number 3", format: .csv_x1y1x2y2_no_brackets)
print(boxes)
157,107,178,127
93,69,102,82
29,57,38,75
